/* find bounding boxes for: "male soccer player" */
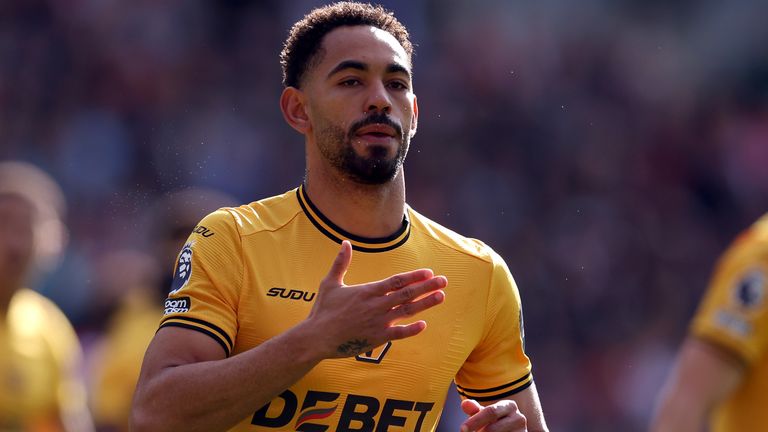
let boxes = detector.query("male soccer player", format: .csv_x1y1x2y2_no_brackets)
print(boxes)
0,161,94,432
131,3,547,431
652,213,768,431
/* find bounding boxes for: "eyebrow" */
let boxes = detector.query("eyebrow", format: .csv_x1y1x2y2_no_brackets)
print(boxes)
326,60,412,80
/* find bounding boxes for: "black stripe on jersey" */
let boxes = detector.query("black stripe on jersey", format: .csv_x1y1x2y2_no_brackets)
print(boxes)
456,379,533,402
160,322,231,357
160,316,233,353
456,372,532,394
297,186,411,253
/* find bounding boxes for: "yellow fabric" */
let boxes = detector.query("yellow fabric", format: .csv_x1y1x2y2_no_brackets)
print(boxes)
89,291,160,431
161,186,532,431
691,213,768,432
0,288,87,431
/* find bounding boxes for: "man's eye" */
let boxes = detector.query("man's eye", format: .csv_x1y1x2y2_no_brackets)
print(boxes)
388,81,408,90
340,79,360,86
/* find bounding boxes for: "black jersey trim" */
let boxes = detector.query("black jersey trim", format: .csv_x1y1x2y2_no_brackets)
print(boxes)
160,316,233,353
456,379,534,402
159,322,230,357
296,185,411,253
456,372,532,394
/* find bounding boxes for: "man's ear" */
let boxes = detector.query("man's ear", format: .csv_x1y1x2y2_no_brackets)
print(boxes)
409,95,419,138
280,87,310,134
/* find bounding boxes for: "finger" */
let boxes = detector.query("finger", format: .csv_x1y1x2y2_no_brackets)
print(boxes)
386,289,445,321
460,400,520,432
483,414,527,432
369,268,435,295
381,275,447,309
461,399,483,416
323,240,352,285
383,320,427,341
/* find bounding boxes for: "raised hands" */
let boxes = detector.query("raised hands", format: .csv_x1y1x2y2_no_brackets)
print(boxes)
306,240,447,359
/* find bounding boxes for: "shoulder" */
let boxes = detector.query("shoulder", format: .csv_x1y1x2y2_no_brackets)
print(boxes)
10,288,81,356
10,288,67,323
408,207,501,266
198,188,302,238
717,214,768,271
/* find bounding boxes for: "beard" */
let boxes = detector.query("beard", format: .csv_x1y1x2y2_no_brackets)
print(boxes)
315,112,409,185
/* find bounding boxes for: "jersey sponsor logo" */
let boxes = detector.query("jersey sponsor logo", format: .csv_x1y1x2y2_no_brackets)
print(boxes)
266,287,316,302
733,269,765,309
355,341,392,364
169,241,194,294
193,225,215,237
251,389,434,432
164,296,191,314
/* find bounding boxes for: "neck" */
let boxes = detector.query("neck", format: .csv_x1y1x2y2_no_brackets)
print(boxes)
303,167,406,239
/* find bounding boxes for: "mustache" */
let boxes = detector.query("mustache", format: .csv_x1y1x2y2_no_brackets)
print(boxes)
348,112,403,138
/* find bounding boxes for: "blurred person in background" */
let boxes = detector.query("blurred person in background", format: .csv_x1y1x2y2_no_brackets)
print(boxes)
88,188,236,432
0,161,94,432
651,213,768,431
131,2,546,432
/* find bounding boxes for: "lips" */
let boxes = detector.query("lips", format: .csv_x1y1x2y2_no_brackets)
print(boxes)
354,123,397,138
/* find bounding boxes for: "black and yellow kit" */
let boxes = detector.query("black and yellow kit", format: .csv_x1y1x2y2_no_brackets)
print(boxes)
161,186,533,431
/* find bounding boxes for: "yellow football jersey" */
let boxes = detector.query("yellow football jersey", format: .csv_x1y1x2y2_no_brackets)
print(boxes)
691,213,768,432
161,185,532,431
0,288,89,431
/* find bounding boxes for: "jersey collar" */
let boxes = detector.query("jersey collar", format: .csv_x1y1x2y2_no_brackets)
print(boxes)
296,184,410,253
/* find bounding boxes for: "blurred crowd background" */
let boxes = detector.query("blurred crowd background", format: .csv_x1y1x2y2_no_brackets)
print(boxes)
2,0,767,431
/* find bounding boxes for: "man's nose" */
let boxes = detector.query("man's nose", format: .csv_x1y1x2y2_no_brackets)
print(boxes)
364,81,391,114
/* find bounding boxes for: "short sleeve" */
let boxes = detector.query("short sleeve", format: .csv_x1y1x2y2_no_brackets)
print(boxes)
159,208,243,356
455,250,533,402
691,228,768,365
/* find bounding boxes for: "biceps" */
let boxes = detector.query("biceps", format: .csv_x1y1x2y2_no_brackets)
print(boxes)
666,337,745,407
138,326,228,379
508,382,547,430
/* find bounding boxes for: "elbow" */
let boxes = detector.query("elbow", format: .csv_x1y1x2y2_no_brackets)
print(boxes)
130,400,173,432
130,404,157,432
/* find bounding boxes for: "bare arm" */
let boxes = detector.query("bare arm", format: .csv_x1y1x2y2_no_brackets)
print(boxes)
460,383,548,432
130,241,447,432
651,337,745,432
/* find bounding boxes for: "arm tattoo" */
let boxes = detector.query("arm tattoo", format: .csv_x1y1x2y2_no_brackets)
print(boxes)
337,339,370,356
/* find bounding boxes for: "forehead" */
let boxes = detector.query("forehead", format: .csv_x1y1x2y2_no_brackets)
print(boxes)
317,25,410,73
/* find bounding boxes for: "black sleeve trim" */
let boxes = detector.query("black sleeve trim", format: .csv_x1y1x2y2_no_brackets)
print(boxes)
456,379,533,402
161,316,233,351
456,372,531,394
159,321,231,357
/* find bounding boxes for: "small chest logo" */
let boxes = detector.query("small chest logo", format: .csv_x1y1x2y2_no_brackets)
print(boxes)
267,287,316,302
355,342,392,364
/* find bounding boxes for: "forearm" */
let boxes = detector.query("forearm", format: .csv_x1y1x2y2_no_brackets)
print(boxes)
651,392,708,432
131,321,324,432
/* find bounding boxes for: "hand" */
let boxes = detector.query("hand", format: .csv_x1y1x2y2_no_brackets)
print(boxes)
306,240,447,359
460,399,527,432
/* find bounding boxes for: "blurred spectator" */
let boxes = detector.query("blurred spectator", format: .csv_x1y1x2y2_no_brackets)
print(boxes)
87,187,237,432
651,213,768,431
0,161,94,432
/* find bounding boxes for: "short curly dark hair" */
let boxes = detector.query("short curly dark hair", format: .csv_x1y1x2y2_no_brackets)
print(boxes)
280,2,413,88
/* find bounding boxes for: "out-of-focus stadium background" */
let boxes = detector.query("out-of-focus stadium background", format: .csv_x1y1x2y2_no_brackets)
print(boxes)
2,0,767,430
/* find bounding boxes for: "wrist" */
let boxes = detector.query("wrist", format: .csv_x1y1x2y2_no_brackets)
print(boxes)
285,318,336,364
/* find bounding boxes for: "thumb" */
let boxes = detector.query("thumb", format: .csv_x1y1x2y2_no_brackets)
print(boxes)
461,399,483,416
324,240,352,285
